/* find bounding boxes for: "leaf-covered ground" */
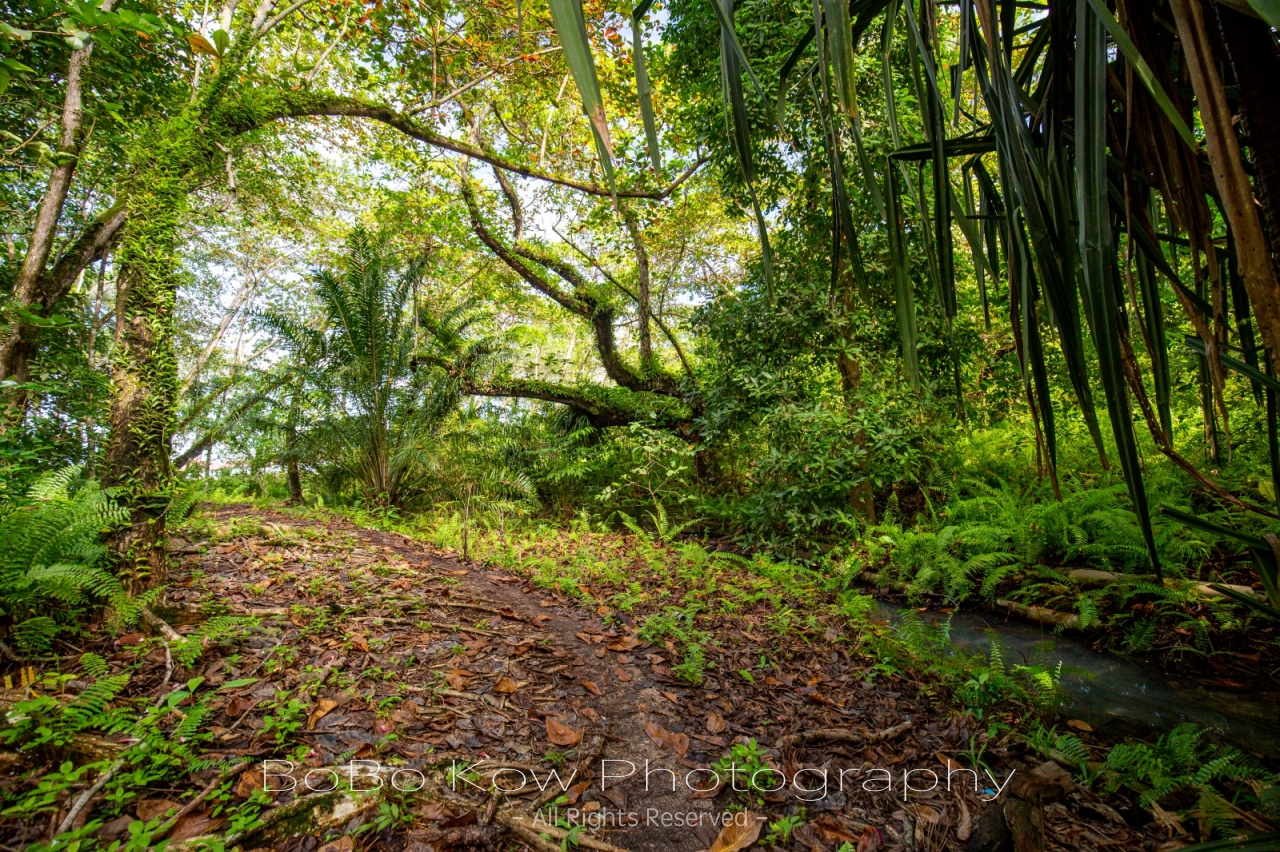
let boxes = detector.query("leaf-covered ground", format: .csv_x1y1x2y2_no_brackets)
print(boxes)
4,506,1184,850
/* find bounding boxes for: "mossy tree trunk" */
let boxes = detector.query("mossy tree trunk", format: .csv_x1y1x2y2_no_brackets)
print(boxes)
100,119,198,591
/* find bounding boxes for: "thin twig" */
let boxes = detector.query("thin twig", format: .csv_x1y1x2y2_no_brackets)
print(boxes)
154,761,251,838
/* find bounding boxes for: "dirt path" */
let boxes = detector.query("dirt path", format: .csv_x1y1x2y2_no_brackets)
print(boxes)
151,505,1147,852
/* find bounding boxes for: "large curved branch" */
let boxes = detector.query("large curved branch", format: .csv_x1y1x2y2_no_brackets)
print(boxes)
461,176,683,398
255,91,700,200
459,179,587,315
462,377,687,430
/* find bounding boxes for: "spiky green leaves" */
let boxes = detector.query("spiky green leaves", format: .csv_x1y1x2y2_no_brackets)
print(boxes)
547,0,617,195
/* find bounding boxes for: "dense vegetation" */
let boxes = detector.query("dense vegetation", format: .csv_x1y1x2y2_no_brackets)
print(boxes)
4,0,1280,847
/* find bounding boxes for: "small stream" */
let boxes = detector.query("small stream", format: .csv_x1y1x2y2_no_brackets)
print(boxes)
877,604,1280,758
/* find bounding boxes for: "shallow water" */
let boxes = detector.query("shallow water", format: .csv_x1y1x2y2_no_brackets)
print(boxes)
877,603,1280,758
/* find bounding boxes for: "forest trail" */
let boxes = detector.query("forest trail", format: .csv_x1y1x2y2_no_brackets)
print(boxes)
153,505,1144,852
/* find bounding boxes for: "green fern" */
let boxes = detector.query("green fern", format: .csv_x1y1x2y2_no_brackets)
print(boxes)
79,652,110,678
0,466,131,651
1102,723,1276,832
62,673,131,732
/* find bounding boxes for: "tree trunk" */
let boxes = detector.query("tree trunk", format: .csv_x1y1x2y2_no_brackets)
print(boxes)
0,17,108,379
1169,0,1280,359
100,141,193,591
1212,3,1280,290
285,413,303,504
621,206,654,371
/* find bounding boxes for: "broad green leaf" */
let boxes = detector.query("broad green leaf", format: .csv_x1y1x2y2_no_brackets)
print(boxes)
0,21,33,41
188,33,218,56
1247,0,1280,32
218,678,260,691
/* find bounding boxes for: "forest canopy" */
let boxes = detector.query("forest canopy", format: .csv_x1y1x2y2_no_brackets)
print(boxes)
2,0,1280,595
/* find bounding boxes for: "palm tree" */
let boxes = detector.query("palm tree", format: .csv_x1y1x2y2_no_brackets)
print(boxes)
317,228,449,506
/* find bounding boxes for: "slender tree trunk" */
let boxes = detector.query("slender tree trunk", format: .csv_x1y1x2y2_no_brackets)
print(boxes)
286,454,302,503
621,206,654,372
0,11,114,420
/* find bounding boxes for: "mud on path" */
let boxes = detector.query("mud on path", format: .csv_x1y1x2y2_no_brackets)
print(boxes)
149,505,1147,852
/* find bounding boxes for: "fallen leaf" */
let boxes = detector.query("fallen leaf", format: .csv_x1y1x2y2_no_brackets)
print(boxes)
234,766,275,800
307,697,340,730
607,636,642,652
812,815,860,845
349,634,369,652
116,633,145,646
135,799,180,821
709,812,763,852
565,780,592,804
546,717,582,747
446,669,473,690
495,676,519,693
956,793,972,842
581,680,602,696
581,707,601,724
1066,718,1093,732
419,802,457,821
856,825,884,852
171,813,226,842
643,720,689,757
660,691,680,704
706,712,726,734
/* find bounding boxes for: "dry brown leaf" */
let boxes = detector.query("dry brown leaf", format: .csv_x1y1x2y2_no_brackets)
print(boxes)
546,717,582,746
135,799,180,821
349,634,369,652
643,720,690,757
812,815,860,845
495,676,519,694
607,636,642,652
956,793,973,842
1066,718,1093,732
708,812,763,852
446,669,473,690
233,770,261,799
706,712,726,734
581,680,602,696
565,779,592,804
856,825,884,852
171,813,226,842
581,707,601,724
307,697,340,730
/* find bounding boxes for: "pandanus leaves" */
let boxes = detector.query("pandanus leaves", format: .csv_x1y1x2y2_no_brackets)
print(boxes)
547,0,617,196
1077,0,1160,577
712,0,774,296
632,0,661,173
